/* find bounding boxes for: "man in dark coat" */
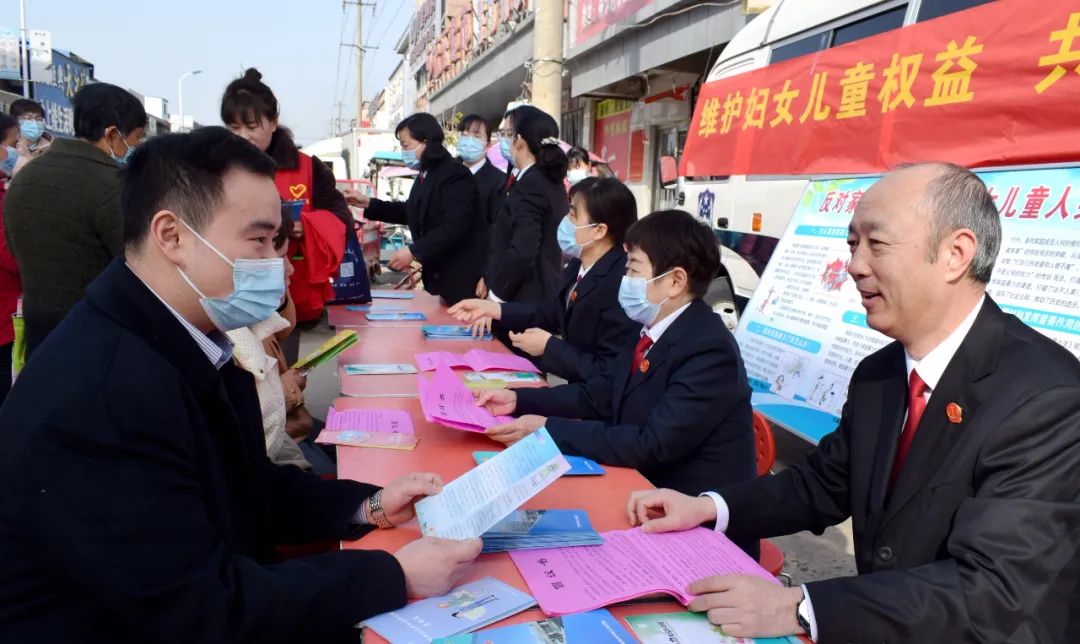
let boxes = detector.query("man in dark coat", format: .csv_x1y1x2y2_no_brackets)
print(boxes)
0,127,480,644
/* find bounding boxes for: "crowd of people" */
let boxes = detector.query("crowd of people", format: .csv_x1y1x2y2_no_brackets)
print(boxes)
0,66,1076,644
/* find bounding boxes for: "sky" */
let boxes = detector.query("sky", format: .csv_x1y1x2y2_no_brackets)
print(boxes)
1,0,413,145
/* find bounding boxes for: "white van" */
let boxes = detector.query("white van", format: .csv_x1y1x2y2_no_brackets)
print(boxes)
667,0,994,313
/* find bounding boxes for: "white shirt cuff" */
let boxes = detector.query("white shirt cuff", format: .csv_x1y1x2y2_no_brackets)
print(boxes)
699,491,729,532
801,584,819,642
488,291,505,304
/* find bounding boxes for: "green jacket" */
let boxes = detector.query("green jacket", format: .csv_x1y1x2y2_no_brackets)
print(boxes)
3,138,124,329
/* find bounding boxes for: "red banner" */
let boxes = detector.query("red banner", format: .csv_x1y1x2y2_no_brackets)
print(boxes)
594,99,632,179
576,0,656,44
680,0,1080,177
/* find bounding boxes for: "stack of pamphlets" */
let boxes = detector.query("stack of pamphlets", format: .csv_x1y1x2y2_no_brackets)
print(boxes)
480,510,603,554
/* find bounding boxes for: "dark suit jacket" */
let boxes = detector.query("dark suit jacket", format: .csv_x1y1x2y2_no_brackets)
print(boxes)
499,247,639,383
485,167,567,303
365,155,487,304
720,298,1080,643
472,159,507,226
0,260,405,644
515,299,757,553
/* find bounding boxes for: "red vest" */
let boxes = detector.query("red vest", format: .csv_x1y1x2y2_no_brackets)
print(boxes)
274,153,345,322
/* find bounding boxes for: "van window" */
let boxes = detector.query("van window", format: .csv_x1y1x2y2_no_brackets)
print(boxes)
917,0,993,22
770,31,830,65
832,6,907,47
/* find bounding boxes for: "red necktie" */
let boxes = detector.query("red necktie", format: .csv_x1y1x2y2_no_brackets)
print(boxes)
505,172,516,191
890,369,928,486
632,335,654,375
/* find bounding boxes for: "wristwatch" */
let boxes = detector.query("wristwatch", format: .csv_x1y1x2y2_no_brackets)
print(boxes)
367,490,394,529
796,594,812,636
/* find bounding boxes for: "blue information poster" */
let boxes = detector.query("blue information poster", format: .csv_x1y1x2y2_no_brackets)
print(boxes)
737,166,1080,443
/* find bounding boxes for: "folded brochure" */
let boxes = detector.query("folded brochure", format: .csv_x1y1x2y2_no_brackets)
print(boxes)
415,428,570,539
475,451,604,476
364,577,535,643
423,325,493,341
292,329,358,371
432,608,634,643
344,363,419,375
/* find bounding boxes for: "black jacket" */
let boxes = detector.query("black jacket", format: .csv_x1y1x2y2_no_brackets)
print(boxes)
721,298,1080,643
485,166,567,303
499,247,638,383
365,154,487,304
0,260,406,644
267,130,352,237
515,298,757,554
471,159,507,226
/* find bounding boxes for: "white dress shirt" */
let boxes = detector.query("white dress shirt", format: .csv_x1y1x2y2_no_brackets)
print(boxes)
128,265,233,369
467,158,486,174
702,295,987,642
642,301,693,352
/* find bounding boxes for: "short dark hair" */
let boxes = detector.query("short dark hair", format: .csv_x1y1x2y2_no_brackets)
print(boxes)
0,113,18,142
624,209,720,298
512,105,567,183
73,83,147,141
574,177,638,247
9,99,45,120
273,204,292,251
396,112,449,168
221,68,280,126
458,114,490,141
567,146,590,167
121,126,277,248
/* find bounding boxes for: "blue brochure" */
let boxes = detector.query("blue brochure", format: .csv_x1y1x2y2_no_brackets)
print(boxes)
432,609,635,643
371,290,416,299
474,451,605,476
481,509,604,553
367,312,428,321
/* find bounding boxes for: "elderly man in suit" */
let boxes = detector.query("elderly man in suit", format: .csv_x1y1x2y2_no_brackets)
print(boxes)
627,162,1080,643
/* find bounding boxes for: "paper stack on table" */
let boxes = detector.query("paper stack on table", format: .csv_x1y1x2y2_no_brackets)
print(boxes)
367,311,428,321
343,363,418,375
432,608,635,643
509,527,779,616
625,611,803,644
480,509,603,554
415,350,540,373
418,365,512,432
315,407,419,450
370,289,416,300
474,451,604,476
291,330,358,372
422,325,493,341
364,577,535,643
415,428,570,539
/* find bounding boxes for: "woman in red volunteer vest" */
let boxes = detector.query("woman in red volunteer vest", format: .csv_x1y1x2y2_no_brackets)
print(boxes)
221,68,353,362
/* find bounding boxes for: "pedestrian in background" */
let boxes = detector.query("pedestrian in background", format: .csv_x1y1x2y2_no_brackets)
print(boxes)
0,113,21,402
457,114,506,226
9,99,52,175
3,82,146,356
221,67,353,363
345,112,487,305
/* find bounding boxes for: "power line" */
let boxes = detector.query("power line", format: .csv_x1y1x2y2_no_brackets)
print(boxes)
331,1,350,127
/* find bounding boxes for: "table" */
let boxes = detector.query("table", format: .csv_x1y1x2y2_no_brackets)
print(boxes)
335,395,670,642
327,291,459,329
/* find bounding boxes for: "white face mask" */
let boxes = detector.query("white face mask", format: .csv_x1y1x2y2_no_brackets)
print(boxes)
567,168,589,185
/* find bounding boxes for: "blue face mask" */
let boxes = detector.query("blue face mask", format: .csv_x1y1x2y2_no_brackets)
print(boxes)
499,136,515,167
618,270,674,326
556,216,598,259
111,132,136,165
177,220,286,332
402,148,421,170
458,136,486,164
0,147,17,177
19,120,45,143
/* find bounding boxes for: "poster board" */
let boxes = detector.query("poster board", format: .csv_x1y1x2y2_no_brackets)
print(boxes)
736,166,1080,443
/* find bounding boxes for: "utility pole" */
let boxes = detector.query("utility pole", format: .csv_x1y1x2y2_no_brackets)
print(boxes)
355,1,364,131
531,0,564,123
18,0,29,97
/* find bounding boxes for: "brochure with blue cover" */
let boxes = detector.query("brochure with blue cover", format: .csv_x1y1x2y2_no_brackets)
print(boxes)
481,509,603,554
423,325,493,341
367,312,428,321
371,290,416,299
364,577,535,644
474,452,605,476
432,609,635,643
